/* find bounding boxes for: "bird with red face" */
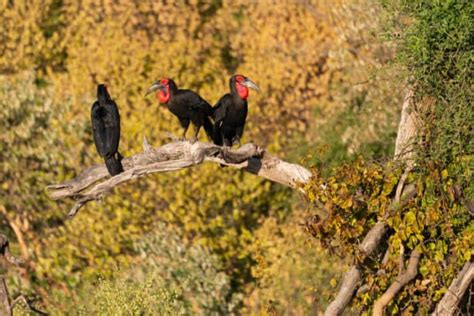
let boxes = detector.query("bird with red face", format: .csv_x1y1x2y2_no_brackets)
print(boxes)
146,78,214,142
212,75,259,148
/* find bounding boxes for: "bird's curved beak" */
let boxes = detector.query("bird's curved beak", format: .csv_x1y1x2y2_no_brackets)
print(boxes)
145,81,165,96
243,78,260,92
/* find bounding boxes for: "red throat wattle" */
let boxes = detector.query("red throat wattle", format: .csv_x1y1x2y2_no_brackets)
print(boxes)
157,83,170,103
236,82,249,100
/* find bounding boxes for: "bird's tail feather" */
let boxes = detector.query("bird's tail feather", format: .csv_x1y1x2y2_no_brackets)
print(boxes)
212,124,223,146
202,116,214,141
105,154,123,176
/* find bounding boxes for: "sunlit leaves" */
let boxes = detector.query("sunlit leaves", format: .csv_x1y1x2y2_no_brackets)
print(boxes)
304,156,472,312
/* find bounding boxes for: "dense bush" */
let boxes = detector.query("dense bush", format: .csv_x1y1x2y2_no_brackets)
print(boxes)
244,215,344,315
304,0,473,313
58,223,233,315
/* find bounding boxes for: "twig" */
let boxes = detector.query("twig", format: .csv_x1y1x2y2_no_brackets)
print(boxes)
0,236,47,315
373,250,421,316
11,295,48,315
399,244,405,275
324,222,389,316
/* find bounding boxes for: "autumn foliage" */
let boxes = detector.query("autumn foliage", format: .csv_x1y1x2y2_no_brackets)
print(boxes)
1,0,471,314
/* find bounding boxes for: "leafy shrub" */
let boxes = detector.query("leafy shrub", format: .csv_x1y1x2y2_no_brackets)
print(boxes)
51,223,233,315
244,215,344,315
303,1,473,312
304,158,472,313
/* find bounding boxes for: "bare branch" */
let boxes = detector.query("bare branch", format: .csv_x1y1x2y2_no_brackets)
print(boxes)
0,279,11,316
11,295,48,315
324,221,389,316
1,235,22,316
373,250,421,316
47,141,312,217
325,266,362,316
0,236,11,316
398,244,405,275
324,89,418,316
433,262,474,316
394,89,419,168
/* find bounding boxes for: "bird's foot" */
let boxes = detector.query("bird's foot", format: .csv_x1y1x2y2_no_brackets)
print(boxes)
222,145,229,157
219,145,230,167
189,137,198,144
232,137,241,147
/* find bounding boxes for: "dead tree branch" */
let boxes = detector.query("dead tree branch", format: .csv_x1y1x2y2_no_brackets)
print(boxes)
0,235,47,316
323,184,416,316
1,235,21,316
11,295,48,316
433,261,474,315
324,89,419,316
47,140,312,217
393,89,418,168
373,250,421,316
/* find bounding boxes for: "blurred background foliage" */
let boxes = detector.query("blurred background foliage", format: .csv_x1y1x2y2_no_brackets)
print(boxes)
1,0,405,314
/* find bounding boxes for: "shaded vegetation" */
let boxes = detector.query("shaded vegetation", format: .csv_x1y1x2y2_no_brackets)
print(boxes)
1,0,471,314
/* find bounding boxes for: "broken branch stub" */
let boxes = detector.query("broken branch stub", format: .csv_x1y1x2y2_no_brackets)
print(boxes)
47,141,312,217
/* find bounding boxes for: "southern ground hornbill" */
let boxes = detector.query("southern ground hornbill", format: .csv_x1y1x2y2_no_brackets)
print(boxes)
212,74,259,148
146,78,214,141
91,84,124,176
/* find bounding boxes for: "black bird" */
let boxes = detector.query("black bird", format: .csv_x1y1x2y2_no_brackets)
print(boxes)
91,84,123,176
146,78,214,141
212,75,259,147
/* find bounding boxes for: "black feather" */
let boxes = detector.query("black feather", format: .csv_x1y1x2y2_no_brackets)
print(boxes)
91,84,123,176
157,79,214,140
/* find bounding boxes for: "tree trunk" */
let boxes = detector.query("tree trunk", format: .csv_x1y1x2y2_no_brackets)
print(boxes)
0,235,12,316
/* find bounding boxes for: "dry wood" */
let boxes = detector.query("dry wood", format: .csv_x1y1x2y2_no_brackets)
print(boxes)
0,235,22,316
47,140,312,217
394,89,418,168
0,235,46,315
324,89,418,316
373,250,421,316
433,262,474,315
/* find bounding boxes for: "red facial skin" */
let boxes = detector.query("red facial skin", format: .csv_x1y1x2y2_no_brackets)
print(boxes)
235,75,249,100
157,78,170,103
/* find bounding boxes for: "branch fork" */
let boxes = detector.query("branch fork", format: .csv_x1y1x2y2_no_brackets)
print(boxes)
1,235,46,315
47,139,311,217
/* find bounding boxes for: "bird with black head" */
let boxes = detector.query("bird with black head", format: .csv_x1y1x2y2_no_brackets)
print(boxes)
91,84,124,176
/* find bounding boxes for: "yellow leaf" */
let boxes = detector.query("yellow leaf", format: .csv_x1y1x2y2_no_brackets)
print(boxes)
441,169,449,179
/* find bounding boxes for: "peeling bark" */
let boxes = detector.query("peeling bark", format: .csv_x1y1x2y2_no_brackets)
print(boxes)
433,262,474,315
47,140,312,217
0,235,22,316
